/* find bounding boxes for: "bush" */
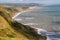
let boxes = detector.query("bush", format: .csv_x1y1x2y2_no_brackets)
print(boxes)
7,34,15,38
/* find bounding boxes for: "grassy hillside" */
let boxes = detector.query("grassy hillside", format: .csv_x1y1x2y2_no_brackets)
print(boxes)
0,6,46,40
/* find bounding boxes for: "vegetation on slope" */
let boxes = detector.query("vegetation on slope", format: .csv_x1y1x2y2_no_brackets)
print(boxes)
0,6,46,40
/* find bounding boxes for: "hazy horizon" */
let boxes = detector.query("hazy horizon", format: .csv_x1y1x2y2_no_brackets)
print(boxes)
0,0,60,5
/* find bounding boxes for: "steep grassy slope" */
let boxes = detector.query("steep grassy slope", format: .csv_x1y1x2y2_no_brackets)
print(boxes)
0,6,29,40
0,6,46,40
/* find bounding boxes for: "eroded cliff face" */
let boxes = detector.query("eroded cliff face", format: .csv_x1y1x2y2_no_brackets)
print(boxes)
0,6,46,40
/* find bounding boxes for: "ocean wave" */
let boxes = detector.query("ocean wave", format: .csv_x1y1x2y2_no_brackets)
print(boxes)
14,19,22,21
25,17,34,19
24,23,39,25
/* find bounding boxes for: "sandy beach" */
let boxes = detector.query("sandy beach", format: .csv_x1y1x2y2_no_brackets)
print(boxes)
12,6,39,19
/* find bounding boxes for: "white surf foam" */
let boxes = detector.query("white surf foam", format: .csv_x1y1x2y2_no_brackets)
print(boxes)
12,10,30,19
25,17,34,19
36,28,47,36
24,23,38,25
47,36,51,40
14,19,22,21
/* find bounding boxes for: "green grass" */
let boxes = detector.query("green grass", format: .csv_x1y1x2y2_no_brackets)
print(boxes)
0,37,28,40
4,7,13,13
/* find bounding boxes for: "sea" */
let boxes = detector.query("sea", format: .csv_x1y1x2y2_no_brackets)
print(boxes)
14,5,60,40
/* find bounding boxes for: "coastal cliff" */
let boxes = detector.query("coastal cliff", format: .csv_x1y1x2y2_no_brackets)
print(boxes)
0,6,46,40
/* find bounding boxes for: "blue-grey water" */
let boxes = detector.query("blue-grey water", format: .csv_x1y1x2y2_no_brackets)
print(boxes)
14,6,60,40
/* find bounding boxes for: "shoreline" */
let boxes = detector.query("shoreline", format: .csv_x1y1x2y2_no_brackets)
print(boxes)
12,6,47,34
12,6,48,40
12,6,47,36
12,6,39,19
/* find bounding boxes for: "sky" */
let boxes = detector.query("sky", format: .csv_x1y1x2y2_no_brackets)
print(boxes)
0,0,60,5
